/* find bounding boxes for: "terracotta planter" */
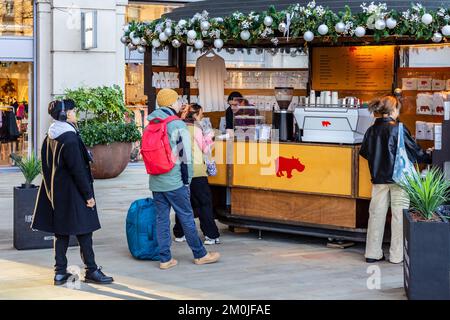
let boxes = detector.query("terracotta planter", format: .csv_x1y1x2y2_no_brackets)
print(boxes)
88,142,132,179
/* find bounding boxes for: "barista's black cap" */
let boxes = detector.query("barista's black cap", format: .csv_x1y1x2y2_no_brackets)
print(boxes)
48,99,76,120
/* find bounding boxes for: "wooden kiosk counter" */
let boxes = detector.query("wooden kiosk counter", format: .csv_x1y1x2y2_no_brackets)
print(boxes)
208,139,373,241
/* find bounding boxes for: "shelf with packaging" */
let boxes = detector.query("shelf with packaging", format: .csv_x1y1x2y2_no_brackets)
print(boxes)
153,88,307,97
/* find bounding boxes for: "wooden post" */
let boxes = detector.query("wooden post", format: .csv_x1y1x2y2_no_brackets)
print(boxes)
144,47,156,113
178,45,191,103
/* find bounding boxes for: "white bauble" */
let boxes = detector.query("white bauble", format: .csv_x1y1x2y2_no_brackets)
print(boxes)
140,39,148,46
303,31,314,42
278,22,287,33
375,19,386,30
335,22,345,33
264,16,273,27
132,37,141,46
151,39,161,48
164,27,173,37
178,19,187,27
137,46,146,54
187,30,197,39
187,38,195,45
354,26,366,37
159,32,168,42
127,43,136,51
240,30,251,41
386,17,397,29
129,31,136,39
172,39,181,48
123,25,130,32
214,38,224,49
200,20,211,31
432,32,443,43
317,24,329,35
194,39,204,49
421,13,433,25
120,36,128,44
441,25,450,36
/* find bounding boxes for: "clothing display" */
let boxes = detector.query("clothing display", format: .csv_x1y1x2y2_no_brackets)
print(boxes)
194,53,227,112
0,109,20,142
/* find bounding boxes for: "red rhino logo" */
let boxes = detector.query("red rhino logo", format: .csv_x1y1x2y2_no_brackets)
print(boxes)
275,156,305,179
436,106,444,113
322,121,331,127
419,106,431,112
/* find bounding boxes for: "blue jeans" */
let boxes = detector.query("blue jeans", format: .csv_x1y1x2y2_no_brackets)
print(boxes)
153,186,207,263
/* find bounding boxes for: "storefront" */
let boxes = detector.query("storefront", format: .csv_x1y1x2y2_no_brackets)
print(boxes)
122,1,450,240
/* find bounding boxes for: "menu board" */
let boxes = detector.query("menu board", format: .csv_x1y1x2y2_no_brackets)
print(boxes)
312,46,395,91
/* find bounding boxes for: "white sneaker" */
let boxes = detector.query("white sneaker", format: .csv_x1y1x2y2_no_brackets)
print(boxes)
174,236,186,243
204,237,220,245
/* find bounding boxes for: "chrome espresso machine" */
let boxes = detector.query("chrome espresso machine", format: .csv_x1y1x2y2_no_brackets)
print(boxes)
294,98,374,144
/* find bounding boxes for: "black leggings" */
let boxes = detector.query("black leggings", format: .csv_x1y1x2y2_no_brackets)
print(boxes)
173,177,220,239
54,233,97,275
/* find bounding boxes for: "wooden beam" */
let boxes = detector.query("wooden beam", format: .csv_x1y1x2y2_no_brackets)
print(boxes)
144,47,156,113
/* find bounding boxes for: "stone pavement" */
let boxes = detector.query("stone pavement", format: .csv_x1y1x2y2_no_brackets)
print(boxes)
0,166,406,300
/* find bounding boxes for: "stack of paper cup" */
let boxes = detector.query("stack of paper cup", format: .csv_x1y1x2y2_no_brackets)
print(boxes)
324,91,332,105
332,92,339,105
309,90,316,106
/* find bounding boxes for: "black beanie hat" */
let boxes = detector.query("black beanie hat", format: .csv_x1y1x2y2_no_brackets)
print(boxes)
48,99,76,120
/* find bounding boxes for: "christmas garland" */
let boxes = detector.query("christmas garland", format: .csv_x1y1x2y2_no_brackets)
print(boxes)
121,2,450,53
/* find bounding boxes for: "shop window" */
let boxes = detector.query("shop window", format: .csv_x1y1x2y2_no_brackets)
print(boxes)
0,0,33,37
126,3,183,23
0,61,33,166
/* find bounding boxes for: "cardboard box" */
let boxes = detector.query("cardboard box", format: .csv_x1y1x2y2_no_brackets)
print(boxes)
417,78,432,91
432,79,446,91
402,78,418,90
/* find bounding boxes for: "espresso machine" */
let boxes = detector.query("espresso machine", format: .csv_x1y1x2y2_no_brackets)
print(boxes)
272,87,294,142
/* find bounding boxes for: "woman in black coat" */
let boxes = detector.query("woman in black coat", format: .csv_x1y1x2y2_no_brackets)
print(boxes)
32,99,113,285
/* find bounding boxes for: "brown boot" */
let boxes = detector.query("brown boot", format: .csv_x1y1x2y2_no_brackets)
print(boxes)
160,259,178,270
194,252,220,265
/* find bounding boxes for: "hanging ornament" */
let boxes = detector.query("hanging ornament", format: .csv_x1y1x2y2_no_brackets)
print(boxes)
137,46,146,54
132,37,141,46
421,13,433,25
140,39,147,46
159,32,168,42
386,17,397,29
187,30,197,40
214,38,224,49
200,21,211,31
120,36,128,44
264,16,273,27
227,48,236,54
129,31,136,39
441,25,450,36
278,22,287,33
172,39,181,48
151,39,161,48
127,43,136,51
123,25,130,33
240,30,251,41
354,26,366,37
187,38,195,45
318,24,329,36
303,31,314,42
178,19,187,27
194,40,204,49
164,27,173,37
335,22,346,33
375,19,386,30
432,32,443,43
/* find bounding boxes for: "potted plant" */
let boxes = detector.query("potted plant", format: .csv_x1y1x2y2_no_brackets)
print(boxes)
62,85,141,179
10,153,53,250
400,167,450,300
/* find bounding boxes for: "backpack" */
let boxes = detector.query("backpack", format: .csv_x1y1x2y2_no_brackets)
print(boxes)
141,109,179,175
126,198,160,260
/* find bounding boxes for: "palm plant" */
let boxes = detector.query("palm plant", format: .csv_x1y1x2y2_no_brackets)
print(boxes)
10,153,41,188
399,167,450,220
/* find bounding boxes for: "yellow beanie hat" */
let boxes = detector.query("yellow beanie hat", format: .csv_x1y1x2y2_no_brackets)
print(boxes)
157,89,179,107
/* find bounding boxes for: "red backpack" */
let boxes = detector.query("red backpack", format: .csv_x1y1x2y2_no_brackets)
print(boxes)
141,111,179,175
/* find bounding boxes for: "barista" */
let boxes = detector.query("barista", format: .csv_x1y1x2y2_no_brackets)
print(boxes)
225,91,243,136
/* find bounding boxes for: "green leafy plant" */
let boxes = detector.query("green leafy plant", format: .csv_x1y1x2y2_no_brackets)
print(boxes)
60,85,141,147
399,167,450,220
10,153,41,187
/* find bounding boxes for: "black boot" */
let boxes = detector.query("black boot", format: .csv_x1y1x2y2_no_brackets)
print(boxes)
84,267,114,284
54,273,76,286
366,255,386,263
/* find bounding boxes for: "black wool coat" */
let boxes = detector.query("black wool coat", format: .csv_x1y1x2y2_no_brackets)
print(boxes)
32,131,101,235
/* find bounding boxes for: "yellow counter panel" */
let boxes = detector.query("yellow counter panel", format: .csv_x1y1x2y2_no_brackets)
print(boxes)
232,142,354,196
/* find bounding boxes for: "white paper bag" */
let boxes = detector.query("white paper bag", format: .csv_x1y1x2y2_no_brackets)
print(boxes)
416,93,433,115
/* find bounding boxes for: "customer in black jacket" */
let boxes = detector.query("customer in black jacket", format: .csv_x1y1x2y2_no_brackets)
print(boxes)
32,99,113,285
360,95,431,264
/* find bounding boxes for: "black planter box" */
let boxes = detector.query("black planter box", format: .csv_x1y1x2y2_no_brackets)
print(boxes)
13,187,77,250
403,209,450,300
